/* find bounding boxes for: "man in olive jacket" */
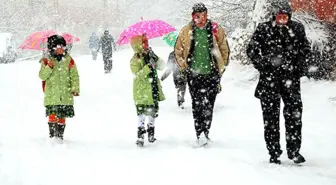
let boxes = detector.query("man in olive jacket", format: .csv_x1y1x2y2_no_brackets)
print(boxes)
174,3,230,145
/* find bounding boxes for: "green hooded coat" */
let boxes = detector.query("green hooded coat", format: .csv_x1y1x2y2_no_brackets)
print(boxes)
130,36,165,106
39,54,80,106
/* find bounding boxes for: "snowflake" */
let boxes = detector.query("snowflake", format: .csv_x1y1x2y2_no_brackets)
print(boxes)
308,66,319,72
289,29,295,37
285,80,292,88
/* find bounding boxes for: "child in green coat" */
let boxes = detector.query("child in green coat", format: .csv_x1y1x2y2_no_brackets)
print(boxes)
130,35,165,146
39,35,80,140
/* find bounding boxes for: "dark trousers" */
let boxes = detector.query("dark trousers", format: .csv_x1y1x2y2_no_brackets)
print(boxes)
187,73,218,138
260,83,303,157
92,51,98,60
103,55,112,73
177,83,186,106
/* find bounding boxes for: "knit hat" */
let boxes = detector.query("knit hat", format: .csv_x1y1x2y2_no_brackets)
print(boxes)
47,35,66,51
271,0,292,19
192,3,207,14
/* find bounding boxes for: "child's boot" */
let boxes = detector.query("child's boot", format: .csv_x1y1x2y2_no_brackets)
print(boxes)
48,122,56,138
56,124,66,140
136,126,146,146
147,116,156,143
147,125,156,143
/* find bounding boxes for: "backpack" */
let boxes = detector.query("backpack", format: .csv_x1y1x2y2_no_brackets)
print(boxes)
41,57,75,93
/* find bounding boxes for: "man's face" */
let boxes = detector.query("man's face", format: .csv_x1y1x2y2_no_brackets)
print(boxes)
276,13,289,25
192,12,207,26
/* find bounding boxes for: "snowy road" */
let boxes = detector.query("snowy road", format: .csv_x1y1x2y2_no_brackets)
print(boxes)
0,47,335,185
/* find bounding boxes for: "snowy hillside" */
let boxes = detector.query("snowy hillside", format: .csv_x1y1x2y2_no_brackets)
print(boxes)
0,48,335,185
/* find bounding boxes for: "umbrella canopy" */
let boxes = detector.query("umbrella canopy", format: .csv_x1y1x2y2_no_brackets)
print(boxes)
117,19,176,45
19,30,80,51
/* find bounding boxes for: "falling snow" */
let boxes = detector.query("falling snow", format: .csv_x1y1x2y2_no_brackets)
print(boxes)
0,0,335,184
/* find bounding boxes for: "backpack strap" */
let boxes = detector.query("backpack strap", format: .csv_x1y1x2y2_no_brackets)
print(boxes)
68,57,75,70
43,57,75,70
42,57,75,93
212,22,219,41
42,58,48,93
42,58,48,65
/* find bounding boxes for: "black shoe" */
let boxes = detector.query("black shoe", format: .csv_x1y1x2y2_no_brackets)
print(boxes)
56,124,66,140
269,150,283,164
148,136,156,143
288,152,306,164
48,122,56,138
147,126,156,143
269,156,281,164
136,139,144,146
204,130,210,140
196,133,201,140
196,134,208,147
177,101,184,109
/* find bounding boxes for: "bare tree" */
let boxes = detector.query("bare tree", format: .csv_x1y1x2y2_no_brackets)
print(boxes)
173,0,255,33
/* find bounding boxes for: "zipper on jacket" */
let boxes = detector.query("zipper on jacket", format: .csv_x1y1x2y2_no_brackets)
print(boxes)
58,62,62,102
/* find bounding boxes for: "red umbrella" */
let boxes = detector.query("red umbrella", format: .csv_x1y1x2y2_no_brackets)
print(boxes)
19,30,80,51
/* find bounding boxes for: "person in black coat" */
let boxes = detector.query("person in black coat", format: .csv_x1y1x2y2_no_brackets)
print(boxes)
246,1,311,164
161,51,187,109
100,30,117,73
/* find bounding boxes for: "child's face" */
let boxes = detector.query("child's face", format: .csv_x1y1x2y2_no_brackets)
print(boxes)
142,36,149,50
55,45,66,55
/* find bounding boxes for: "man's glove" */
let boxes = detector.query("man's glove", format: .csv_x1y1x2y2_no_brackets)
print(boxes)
217,84,222,94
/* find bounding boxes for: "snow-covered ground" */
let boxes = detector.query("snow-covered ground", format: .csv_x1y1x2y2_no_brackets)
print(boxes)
0,47,335,185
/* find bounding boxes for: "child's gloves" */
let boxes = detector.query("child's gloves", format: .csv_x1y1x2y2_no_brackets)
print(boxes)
48,60,54,68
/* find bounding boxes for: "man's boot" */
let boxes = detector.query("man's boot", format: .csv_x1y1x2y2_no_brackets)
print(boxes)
269,150,283,164
288,152,306,164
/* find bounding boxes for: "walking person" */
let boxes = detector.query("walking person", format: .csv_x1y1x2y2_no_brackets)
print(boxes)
89,32,100,60
130,34,166,147
161,51,187,109
246,1,311,164
174,3,230,146
39,35,80,140
100,30,117,73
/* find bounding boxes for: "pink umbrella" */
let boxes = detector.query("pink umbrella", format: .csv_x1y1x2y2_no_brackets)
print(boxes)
19,30,80,51
117,19,176,45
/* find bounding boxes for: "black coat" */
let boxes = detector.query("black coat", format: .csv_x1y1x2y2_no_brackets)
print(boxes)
161,51,186,88
100,34,116,56
247,20,311,99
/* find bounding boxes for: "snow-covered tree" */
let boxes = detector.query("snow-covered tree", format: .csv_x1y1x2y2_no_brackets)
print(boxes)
173,0,255,33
